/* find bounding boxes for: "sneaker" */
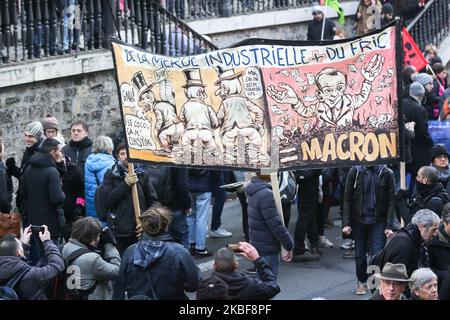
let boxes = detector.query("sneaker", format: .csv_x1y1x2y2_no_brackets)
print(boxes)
319,235,335,248
292,252,320,262
342,249,356,259
355,282,368,295
209,228,233,238
189,244,196,256
341,239,354,250
246,266,257,274
195,248,213,258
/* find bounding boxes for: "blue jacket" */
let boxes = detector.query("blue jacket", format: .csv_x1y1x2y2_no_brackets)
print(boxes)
246,177,294,256
187,169,220,193
84,153,115,218
113,232,199,300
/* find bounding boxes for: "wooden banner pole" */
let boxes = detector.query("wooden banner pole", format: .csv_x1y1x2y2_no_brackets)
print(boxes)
128,163,142,238
270,172,288,258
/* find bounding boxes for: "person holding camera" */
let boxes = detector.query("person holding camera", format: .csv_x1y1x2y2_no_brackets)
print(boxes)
0,225,65,300
208,242,281,300
61,217,121,300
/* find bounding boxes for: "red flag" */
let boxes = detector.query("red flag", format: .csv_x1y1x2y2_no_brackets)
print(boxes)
402,28,427,71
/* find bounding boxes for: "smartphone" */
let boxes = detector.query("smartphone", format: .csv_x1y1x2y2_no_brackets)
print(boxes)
227,243,242,253
30,225,44,234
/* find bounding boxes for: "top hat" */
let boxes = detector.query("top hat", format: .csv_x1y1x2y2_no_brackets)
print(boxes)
132,71,155,95
182,68,206,88
375,263,410,282
214,66,243,85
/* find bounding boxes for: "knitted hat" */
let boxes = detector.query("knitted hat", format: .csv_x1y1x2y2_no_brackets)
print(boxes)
42,116,59,131
25,121,44,140
409,82,425,97
412,73,433,86
430,144,449,162
381,3,394,14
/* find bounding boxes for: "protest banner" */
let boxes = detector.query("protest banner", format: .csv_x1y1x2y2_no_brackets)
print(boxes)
111,20,403,171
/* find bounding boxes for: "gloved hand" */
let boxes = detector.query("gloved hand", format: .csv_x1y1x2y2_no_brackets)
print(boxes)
5,157,16,169
124,172,139,187
99,227,117,247
5,157,20,177
72,205,84,219
395,189,408,201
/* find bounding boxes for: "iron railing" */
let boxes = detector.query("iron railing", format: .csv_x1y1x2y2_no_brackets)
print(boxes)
163,0,354,21
0,0,217,65
406,0,449,51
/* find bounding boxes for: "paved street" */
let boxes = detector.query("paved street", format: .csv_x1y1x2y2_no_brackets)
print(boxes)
189,197,368,300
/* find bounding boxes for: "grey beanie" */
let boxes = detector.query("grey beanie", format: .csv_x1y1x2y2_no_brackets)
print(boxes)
410,81,425,97
412,73,433,86
25,121,44,140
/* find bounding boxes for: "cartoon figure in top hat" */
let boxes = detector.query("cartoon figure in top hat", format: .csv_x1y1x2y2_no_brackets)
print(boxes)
179,68,219,152
215,66,268,165
132,71,184,153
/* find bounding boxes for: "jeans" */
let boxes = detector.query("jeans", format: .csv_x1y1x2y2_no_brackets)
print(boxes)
187,192,212,250
211,174,226,231
260,254,280,280
353,221,386,283
169,209,189,249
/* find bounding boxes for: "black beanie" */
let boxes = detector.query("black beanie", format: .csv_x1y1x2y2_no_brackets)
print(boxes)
431,144,449,162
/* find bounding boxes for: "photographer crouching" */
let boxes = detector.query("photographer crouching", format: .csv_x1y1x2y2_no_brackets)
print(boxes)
61,217,121,300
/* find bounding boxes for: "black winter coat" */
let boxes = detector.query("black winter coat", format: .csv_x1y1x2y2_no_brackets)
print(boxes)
439,265,450,300
62,137,93,171
0,161,12,212
0,240,65,300
62,160,85,222
378,224,424,277
21,152,65,238
307,19,335,40
396,183,450,224
403,96,433,175
103,164,157,238
427,225,450,287
343,166,396,229
246,177,294,256
113,233,199,300
212,257,280,300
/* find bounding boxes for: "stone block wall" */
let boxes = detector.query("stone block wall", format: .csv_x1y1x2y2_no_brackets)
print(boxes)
0,70,121,161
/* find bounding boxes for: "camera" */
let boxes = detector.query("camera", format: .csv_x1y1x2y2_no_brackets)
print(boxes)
30,225,44,234
227,243,242,253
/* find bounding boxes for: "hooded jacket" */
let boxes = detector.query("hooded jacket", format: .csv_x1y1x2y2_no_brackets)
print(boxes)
113,232,199,300
62,239,121,300
84,153,115,218
245,177,294,256
427,224,450,286
396,182,450,224
212,256,280,300
343,165,396,228
103,164,157,237
20,152,65,238
0,240,64,300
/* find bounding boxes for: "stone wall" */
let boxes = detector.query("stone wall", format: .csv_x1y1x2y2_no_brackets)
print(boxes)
0,70,121,160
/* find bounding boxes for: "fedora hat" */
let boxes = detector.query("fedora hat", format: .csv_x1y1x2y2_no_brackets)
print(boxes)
182,68,206,88
375,263,410,282
214,66,243,85
132,71,155,95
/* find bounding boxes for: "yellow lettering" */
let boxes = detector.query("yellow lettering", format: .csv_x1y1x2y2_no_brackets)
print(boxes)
301,138,322,161
379,132,397,158
322,133,337,162
336,134,351,160
349,132,365,161
362,132,380,162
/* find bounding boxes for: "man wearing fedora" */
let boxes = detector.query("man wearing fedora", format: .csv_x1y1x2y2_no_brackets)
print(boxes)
179,68,219,159
215,66,268,166
132,71,184,154
370,262,409,300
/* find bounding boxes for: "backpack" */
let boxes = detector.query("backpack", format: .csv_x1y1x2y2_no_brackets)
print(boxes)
278,171,297,204
0,268,29,300
52,248,98,300
93,171,109,221
144,165,173,207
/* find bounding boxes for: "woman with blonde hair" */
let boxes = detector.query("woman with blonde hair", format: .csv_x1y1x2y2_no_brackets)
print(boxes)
84,136,115,218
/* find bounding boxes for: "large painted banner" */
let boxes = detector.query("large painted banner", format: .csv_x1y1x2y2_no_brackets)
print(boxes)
111,21,402,171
